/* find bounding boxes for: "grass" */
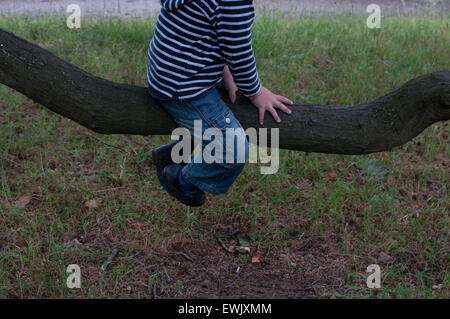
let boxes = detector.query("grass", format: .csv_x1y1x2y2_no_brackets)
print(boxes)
0,12,448,298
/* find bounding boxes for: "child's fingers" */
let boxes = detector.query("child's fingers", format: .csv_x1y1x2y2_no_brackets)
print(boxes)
278,95,293,105
275,102,292,114
259,108,265,125
229,90,236,103
268,107,281,123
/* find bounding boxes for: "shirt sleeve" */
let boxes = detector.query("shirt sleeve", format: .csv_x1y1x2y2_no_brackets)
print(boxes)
214,0,262,97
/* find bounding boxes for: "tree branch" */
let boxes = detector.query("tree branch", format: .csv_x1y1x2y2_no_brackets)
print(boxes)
0,28,448,154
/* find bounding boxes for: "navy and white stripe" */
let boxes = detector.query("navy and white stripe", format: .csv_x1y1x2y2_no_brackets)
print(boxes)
147,0,261,100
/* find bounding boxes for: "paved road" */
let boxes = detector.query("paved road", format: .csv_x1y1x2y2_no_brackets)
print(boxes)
0,0,448,18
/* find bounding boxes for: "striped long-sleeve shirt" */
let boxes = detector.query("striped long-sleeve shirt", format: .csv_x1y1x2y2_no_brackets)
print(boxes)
147,0,262,100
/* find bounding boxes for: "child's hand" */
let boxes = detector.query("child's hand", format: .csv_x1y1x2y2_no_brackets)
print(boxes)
248,86,293,125
223,65,238,103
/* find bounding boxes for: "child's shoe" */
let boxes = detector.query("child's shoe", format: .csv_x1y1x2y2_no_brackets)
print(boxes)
162,164,206,207
152,142,178,193
151,142,178,178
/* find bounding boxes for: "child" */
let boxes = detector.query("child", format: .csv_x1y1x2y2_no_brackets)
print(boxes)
147,0,293,207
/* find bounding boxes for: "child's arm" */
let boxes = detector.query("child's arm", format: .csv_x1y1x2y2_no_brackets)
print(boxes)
216,0,293,125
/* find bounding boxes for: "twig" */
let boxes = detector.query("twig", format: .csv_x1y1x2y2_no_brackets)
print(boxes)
92,187,126,193
217,252,227,265
162,266,171,282
217,237,233,253
86,133,125,152
85,133,153,181
216,228,241,239
153,283,158,299
152,265,160,300
254,284,315,292
100,247,118,273
125,135,154,147
175,251,193,262
236,265,244,276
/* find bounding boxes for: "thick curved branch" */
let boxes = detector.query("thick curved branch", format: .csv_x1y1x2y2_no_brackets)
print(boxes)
0,28,448,154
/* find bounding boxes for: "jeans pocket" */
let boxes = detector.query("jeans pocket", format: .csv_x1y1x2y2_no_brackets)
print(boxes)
210,107,234,129
210,109,248,169
185,88,226,126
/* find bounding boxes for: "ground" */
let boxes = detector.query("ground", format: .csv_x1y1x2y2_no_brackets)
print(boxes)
0,11,448,299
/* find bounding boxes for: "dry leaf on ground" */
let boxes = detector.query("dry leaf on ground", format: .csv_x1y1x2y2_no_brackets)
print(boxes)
16,195,31,209
251,253,262,263
85,199,101,209
323,170,337,181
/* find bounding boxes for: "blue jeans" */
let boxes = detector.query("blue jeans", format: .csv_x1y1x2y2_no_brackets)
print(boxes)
148,83,249,195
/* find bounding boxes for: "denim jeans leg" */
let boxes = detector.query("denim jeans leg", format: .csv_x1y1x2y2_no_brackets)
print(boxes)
154,87,249,195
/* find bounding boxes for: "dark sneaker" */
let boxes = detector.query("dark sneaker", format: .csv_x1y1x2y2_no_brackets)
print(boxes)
162,164,206,207
151,142,178,178
151,139,194,177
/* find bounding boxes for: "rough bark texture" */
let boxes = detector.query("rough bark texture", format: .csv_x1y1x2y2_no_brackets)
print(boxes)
0,28,449,154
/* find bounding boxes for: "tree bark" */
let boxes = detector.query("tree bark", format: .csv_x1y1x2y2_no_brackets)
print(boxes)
0,28,448,154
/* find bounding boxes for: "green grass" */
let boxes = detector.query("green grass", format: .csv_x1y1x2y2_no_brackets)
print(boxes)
0,13,448,298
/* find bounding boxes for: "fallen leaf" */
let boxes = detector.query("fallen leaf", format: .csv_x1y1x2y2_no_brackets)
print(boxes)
323,170,336,181
251,253,262,263
378,252,392,263
17,238,28,248
85,199,101,209
16,195,31,209
356,158,388,177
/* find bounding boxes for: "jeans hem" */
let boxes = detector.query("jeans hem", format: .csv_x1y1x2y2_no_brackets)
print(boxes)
181,170,229,195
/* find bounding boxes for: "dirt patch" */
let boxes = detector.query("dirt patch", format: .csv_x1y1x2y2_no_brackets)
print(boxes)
152,232,346,299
